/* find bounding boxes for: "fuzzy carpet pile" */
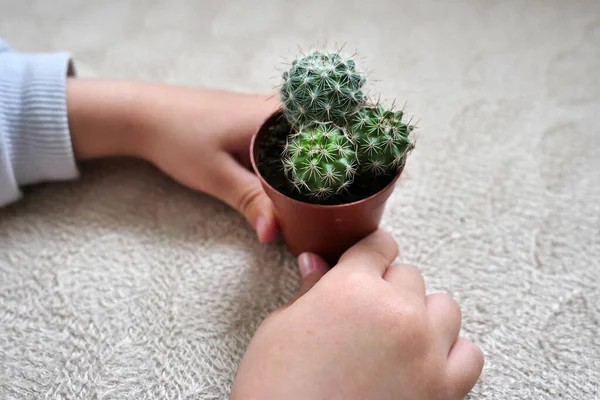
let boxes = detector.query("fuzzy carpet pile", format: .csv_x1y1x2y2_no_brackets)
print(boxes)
1,0,599,398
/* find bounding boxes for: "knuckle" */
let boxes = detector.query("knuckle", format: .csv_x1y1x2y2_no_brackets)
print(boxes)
386,234,399,258
388,263,426,289
403,264,425,281
372,247,392,267
466,341,485,369
332,271,431,354
438,293,462,320
327,271,384,310
397,303,429,336
444,342,485,399
371,229,399,260
383,302,430,355
428,292,461,316
237,186,262,216
437,291,457,304
332,270,369,301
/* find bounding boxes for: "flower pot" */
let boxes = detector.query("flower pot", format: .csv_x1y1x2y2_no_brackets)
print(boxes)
250,110,404,265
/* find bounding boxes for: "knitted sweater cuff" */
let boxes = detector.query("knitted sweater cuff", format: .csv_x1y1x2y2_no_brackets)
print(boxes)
0,50,79,204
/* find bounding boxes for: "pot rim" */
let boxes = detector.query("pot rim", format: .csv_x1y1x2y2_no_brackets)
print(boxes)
249,110,405,210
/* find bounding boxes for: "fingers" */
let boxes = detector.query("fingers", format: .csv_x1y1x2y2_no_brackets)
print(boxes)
227,94,281,168
426,293,462,350
211,155,279,243
446,338,485,398
427,293,481,398
290,253,331,303
337,229,399,276
383,264,426,299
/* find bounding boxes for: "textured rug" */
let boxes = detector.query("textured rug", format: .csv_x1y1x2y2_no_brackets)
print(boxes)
1,0,599,398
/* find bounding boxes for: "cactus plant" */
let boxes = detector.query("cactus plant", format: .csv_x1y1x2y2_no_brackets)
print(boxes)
282,123,358,198
280,49,367,127
269,47,416,201
250,45,420,263
349,103,416,175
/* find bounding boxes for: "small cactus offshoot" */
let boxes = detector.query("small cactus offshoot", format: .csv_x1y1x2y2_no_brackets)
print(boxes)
282,123,358,198
349,104,416,175
280,49,367,127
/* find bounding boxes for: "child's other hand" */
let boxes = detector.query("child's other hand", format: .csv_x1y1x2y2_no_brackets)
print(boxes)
140,86,280,243
68,80,280,243
230,229,484,400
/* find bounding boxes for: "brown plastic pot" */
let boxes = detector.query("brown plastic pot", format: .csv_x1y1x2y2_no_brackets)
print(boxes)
250,110,404,265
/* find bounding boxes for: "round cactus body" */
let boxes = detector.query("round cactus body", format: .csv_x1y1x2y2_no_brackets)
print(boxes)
280,50,367,127
349,104,415,175
282,123,358,198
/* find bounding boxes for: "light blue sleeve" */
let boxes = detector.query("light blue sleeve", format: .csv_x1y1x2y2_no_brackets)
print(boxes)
0,37,79,206
0,39,11,52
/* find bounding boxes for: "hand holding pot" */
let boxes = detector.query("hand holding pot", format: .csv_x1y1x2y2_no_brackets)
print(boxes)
67,79,280,243
231,229,484,400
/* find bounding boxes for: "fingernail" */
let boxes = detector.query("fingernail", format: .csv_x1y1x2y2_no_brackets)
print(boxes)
298,253,328,278
255,216,267,241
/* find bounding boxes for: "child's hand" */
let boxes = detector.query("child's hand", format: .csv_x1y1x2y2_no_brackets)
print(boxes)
67,79,280,242
231,229,484,400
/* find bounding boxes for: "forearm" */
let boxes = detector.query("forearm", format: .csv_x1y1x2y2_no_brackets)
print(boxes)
66,79,155,161
65,79,231,161
66,79,273,162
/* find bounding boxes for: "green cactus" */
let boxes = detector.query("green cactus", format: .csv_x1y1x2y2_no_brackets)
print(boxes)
271,47,417,201
280,49,367,127
349,104,416,175
282,123,358,198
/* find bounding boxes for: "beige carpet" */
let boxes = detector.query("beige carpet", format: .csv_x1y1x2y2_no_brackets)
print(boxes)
1,0,600,398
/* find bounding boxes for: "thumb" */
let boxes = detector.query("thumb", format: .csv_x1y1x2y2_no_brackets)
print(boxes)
213,155,279,243
290,253,330,303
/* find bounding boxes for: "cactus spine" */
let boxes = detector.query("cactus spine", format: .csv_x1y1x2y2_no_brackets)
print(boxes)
280,49,367,126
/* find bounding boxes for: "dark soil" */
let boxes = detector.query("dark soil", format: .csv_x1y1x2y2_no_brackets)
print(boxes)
256,112,398,205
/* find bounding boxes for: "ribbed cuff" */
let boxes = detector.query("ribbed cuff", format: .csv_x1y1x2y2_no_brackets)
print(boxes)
0,51,79,188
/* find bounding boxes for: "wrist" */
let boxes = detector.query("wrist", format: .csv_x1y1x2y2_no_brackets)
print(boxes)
66,78,155,161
